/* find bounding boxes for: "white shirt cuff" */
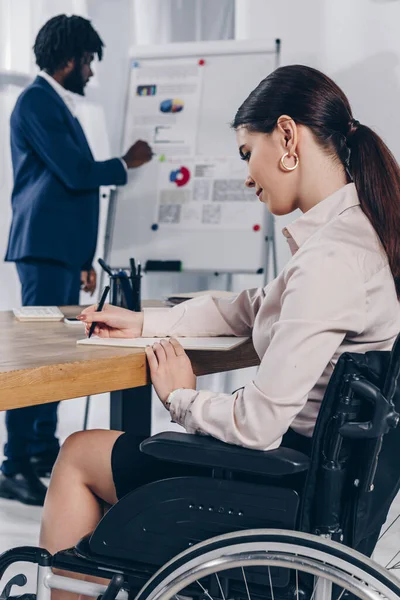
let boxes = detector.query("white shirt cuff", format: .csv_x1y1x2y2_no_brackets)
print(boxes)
168,388,198,427
119,157,128,173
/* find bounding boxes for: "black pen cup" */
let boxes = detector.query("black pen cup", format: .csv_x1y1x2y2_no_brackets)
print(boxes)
109,273,141,311
130,274,142,312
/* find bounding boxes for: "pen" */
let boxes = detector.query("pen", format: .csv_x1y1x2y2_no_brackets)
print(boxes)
88,285,110,338
133,261,141,312
117,270,133,309
129,258,136,277
98,258,114,277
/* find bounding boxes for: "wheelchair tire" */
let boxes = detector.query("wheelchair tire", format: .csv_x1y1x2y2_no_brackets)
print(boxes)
134,529,400,600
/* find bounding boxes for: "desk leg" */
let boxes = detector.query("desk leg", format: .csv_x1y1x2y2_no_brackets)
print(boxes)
110,384,152,435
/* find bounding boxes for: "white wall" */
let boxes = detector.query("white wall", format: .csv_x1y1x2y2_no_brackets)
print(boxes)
235,0,400,158
235,0,400,271
132,0,235,45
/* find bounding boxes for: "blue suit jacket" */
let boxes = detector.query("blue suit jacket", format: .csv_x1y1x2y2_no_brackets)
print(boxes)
5,76,127,270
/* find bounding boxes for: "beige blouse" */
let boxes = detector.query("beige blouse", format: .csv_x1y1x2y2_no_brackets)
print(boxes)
142,183,400,450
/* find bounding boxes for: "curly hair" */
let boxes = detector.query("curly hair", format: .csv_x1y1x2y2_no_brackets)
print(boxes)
33,14,104,74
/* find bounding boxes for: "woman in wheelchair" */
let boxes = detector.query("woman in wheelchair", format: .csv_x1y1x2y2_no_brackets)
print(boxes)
37,65,400,599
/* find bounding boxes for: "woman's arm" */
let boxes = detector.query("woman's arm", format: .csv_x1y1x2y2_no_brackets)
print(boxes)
80,287,269,338
142,286,270,338
164,250,366,450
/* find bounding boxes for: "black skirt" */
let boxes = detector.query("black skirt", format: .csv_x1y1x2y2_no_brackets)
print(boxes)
111,429,312,500
111,432,209,500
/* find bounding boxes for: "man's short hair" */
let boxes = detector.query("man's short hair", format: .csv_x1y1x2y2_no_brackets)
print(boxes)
33,14,104,74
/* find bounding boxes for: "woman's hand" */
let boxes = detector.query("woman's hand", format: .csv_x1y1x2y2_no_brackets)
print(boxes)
77,304,144,338
145,338,196,405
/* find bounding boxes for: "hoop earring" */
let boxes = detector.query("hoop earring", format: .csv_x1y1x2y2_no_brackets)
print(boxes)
280,152,299,172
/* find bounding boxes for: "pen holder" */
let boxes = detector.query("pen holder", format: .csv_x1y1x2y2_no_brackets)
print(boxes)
130,273,142,312
109,273,141,312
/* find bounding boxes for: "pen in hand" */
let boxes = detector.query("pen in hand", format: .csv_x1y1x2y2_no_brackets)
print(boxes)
88,285,110,338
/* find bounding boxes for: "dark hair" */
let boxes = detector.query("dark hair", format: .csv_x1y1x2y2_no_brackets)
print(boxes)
233,65,400,296
33,14,104,74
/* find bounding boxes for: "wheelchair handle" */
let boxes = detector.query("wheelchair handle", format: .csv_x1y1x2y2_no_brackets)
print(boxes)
339,377,399,439
338,376,399,493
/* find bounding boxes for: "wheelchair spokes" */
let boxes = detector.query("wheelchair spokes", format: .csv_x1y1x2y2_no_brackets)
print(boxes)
214,572,227,600
171,565,378,600
134,531,400,600
385,552,400,572
181,567,383,600
375,511,400,572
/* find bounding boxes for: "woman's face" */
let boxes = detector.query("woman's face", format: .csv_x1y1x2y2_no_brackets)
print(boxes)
236,125,299,216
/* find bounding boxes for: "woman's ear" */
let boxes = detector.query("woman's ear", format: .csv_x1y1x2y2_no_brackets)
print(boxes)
276,115,298,156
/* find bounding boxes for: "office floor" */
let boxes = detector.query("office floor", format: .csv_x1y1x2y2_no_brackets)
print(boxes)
0,393,398,594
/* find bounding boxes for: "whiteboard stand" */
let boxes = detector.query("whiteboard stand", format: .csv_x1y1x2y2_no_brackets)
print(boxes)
262,38,280,286
99,186,118,293
103,38,282,294
264,210,278,285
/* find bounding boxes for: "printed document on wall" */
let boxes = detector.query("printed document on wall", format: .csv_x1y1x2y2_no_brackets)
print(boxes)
155,157,262,230
125,59,203,157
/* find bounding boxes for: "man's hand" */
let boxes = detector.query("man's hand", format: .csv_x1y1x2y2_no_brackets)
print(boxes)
122,140,153,169
145,338,196,405
81,269,97,296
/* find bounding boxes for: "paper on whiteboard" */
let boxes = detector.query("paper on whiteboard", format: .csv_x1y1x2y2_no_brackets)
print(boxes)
155,157,262,230
125,60,203,157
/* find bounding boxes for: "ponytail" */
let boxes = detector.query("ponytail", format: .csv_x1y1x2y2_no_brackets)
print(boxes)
232,65,400,296
347,126,400,296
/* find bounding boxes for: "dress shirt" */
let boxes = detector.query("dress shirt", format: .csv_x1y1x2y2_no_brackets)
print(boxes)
38,70,77,116
142,183,400,450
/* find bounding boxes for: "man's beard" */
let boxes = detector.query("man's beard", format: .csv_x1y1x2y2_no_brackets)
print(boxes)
63,63,86,96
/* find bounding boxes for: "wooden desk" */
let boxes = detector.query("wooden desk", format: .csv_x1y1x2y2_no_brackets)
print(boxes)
0,306,259,434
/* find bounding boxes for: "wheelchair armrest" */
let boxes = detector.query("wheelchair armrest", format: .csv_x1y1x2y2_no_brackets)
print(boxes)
140,432,310,477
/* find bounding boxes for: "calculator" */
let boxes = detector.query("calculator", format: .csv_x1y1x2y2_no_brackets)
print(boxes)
13,307,65,322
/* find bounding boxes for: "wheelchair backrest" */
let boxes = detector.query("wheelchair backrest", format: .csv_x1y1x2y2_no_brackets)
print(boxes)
299,333,400,555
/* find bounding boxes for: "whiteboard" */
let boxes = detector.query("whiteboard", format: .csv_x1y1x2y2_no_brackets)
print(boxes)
107,39,279,273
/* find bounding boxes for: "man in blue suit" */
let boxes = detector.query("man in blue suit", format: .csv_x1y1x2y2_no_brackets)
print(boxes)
1,14,152,505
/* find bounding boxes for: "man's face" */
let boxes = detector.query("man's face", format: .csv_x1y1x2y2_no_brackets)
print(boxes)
63,52,94,96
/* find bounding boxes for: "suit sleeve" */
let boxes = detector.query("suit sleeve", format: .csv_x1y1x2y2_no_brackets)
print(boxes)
17,88,127,191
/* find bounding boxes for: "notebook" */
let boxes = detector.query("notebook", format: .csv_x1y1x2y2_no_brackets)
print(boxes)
13,306,65,322
77,336,249,351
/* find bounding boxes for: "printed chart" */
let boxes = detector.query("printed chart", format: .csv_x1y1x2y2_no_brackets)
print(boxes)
156,157,261,230
126,59,203,157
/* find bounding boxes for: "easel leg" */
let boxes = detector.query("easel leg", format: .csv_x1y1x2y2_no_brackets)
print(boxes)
263,210,278,286
270,214,278,278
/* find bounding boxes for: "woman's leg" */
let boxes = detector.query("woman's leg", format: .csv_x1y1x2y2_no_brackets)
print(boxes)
40,429,122,553
39,429,123,600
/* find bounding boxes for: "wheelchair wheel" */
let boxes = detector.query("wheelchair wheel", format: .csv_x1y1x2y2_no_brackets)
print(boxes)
134,529,400,600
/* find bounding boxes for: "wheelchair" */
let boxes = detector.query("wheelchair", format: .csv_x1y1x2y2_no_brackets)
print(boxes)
1,336,400,600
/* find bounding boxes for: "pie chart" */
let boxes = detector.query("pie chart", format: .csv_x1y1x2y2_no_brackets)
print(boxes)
169,166,190,187
160,98,184,113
